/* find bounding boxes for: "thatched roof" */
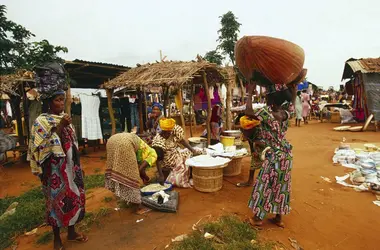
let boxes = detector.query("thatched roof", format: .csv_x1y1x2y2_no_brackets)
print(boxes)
0,71,34,96
222,66,237,88
103,60,225,90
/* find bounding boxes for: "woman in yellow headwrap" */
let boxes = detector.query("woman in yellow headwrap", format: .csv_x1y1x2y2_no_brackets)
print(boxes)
152,118,200,188
236,114,264,187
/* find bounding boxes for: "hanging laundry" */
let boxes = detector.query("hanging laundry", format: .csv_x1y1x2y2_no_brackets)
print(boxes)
209,86,215,100
79,94,103,140
220,84,227,107
71,100,82,140
6,101,12,118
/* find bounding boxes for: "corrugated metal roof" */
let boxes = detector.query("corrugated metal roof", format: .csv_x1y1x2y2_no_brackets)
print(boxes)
342,58,380,80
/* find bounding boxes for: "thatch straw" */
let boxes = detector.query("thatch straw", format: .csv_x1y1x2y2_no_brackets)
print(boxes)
222,66,237,88
0,70,34,96
103,60,225,90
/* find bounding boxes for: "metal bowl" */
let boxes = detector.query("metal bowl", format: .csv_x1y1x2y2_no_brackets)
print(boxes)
222,130,241,139
189,137,207,148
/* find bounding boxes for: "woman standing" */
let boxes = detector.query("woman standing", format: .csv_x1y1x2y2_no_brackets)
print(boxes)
152,118,199,188
105,132,162,213
201,105,223,145
301,89,311,124
244,83,294,228
295,91,303,127
29,90,87,250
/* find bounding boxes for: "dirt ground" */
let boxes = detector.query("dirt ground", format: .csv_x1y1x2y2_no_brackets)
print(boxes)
2,121,380,250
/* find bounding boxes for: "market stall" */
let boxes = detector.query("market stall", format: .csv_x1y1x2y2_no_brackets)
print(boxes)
341,58,380,131
103,58,226,145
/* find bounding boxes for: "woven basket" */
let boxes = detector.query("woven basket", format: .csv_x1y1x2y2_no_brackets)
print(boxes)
192,165,226,193
235,36,305,86
223,158,243,177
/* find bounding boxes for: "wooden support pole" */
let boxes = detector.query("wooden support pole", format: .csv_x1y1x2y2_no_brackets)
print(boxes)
138,88,144,134
163,86,169,117
225,82,232,130
14,96,24,146
106,89,116,135
20,83,30,141
65,84,72,117
189,84,195,137
202,71,212,146
179,88,186,133
239,78,245,104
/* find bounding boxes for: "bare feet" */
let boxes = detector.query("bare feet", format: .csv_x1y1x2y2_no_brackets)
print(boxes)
268,215,285,228
136,206,152,215
67,233,88,243
54,240,64,250
236,182,252,187
248,216,263,227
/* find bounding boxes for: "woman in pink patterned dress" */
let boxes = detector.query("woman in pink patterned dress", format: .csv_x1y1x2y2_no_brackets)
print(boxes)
244,83,295,228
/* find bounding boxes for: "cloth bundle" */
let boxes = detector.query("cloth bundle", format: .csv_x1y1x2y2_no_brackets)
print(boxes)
141,191,178,213
34,62,68,99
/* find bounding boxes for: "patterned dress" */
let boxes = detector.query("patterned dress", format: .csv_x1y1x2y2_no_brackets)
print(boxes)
248,107,293,220
105,133,157,204
152,125,192,188
29,114,85,228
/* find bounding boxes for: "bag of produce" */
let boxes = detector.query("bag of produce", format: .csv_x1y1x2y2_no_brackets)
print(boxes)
235,36,305,86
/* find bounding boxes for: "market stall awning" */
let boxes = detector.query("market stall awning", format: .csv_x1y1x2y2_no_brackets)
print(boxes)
103,60,225,91
65,59,130,89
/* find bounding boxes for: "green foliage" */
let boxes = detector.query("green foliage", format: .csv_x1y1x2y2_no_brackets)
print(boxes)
172,215,273,250
36,231,53,245
84,174,105,190
0,5,68,75
173,231,213,250
0,188,45,250
217,11,241,65
204,50,224,66
0,174,106,249
103,196,113,203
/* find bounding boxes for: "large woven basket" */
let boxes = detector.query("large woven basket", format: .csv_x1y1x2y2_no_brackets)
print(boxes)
192,164,228,193
223,157,243,177
235,36,305,85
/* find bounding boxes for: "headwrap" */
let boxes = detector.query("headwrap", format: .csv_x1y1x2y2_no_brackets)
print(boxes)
152,102,163,111
240,115,261,130
266,83,288,95
159,118,176,131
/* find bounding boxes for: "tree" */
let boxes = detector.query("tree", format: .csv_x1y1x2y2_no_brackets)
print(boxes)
204,50,224,66
217,11,241,66
216,11,242,130
0,5,67,74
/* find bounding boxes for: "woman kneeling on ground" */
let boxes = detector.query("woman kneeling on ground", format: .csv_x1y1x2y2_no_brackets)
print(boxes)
105,132,164,214
29,90,87,250
244,83,295,228
152,118,201,188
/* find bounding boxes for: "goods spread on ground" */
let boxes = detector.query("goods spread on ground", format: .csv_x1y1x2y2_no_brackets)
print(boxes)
141,183,172,193
332,141,380,205
186,155,231,167
206,143,248,158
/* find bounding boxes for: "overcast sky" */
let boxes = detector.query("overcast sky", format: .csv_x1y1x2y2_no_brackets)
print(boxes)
4,0,380,88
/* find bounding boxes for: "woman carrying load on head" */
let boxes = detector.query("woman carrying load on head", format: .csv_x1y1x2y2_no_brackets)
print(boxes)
105,132,164,214
152,118,201,188
29,90,88,250
244,82,297,228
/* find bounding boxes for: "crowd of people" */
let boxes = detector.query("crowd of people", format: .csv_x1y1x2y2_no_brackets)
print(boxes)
25,61,310,250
